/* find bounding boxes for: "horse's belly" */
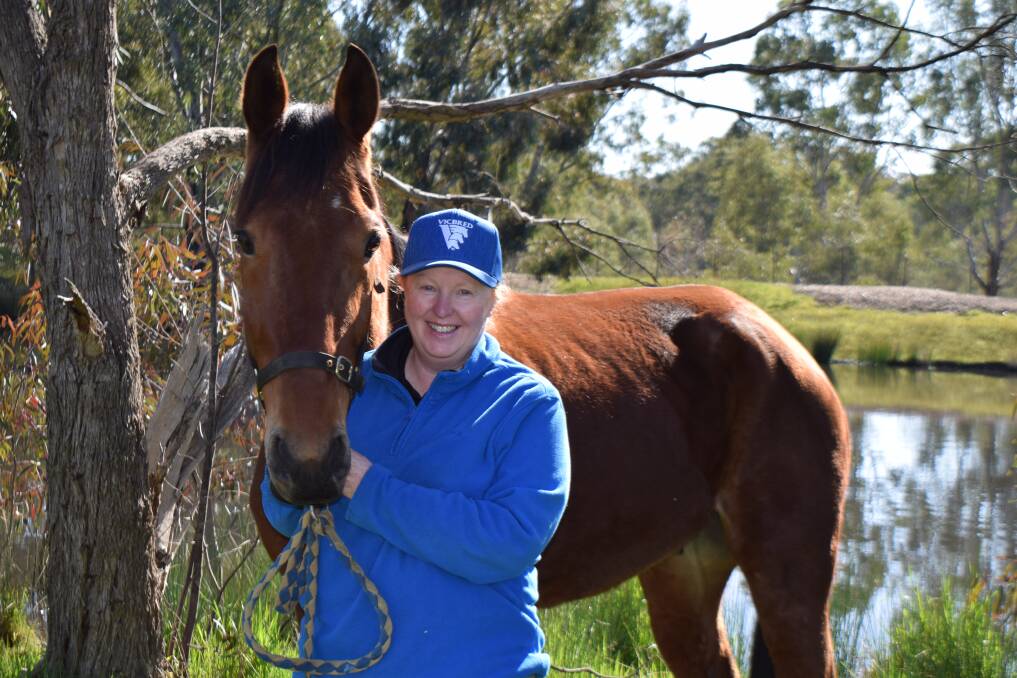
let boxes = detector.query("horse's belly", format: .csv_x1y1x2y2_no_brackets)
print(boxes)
535,392,720,606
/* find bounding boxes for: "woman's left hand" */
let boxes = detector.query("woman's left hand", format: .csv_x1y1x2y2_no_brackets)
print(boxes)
343,450,372,499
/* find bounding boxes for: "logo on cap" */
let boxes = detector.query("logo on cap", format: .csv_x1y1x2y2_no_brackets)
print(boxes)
439,217,473,250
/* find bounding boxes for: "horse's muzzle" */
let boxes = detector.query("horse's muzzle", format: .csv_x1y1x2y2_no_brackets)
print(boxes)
266,429,351,506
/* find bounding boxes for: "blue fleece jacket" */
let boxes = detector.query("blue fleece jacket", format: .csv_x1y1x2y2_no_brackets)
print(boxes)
261,328,570,677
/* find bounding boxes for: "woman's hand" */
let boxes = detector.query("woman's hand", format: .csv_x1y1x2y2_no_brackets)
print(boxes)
343,450,372,499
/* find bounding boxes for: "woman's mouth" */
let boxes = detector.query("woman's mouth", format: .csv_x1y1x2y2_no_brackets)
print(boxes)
427,322,457,335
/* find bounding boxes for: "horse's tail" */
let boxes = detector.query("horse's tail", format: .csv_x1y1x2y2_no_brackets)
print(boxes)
750,622,776,678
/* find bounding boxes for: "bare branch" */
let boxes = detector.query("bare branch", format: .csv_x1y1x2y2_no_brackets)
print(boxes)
807,4,968,50
380,2,817,123
553,222,657,287
620,13,1017,80
377,168,660,285
635,82,1012,157
112,6,1013,221
378,7,1015,124
117,79,169,116
874,0,916,63
119,127,245,209
375,167,585,228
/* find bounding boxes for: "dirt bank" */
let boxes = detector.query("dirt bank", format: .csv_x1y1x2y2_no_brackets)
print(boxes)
793,284,1017,315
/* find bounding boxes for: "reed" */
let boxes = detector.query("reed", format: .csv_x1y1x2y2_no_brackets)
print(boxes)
803,328,841,365
857,341,899,365
868,580,1017,678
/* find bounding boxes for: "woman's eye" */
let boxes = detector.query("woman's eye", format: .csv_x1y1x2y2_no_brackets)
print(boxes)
234,229,255,256
364,231,382,259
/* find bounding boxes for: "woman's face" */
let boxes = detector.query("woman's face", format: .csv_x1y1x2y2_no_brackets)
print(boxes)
402,267,496,374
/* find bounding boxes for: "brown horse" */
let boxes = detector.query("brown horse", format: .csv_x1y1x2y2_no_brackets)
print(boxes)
238,44,851,678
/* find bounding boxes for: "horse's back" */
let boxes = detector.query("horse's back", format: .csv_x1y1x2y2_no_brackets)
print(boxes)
492,283,838,415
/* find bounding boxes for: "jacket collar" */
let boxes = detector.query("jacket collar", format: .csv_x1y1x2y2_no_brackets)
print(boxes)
366,325,500,392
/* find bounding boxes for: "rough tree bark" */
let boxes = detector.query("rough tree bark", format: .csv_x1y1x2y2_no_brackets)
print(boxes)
0,1,164,675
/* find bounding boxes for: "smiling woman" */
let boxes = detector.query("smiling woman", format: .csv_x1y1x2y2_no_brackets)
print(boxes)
260,208,572,677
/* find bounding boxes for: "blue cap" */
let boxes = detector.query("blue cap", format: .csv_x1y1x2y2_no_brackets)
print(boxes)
401,209,502,287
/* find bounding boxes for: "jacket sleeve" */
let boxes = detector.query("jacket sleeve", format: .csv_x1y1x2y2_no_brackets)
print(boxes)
260,472,304,537
344,389,570,584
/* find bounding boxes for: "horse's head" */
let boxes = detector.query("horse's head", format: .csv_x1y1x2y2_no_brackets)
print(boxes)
236,45,396,505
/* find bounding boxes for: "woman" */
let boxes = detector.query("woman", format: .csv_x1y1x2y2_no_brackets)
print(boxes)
261,208,571,677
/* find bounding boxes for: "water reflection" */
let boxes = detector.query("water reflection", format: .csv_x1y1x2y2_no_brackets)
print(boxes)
724,367,1017,666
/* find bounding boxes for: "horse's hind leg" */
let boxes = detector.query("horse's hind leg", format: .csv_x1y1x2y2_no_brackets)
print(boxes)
728,526,838,678
721,389,848,677
639,512,740,677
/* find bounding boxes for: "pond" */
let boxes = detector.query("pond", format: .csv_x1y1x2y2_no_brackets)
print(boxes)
721,365,1017,667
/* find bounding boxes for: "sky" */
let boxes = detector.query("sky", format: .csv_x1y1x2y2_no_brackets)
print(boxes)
602,0,936,175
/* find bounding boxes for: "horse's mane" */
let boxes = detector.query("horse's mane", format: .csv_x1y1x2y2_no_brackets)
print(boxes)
384,217,406,268
236,103,339,225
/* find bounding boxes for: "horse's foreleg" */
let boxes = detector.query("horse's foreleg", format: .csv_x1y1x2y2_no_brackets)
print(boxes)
639,512,739,678
249,443,290,560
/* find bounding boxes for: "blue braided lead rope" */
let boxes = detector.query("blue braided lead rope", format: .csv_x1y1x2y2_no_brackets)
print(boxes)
243,507,393,675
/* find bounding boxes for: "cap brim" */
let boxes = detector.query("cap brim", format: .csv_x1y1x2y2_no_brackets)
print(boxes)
400,260,499,287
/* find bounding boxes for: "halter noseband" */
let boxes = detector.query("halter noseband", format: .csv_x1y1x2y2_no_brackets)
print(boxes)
253,350,364,399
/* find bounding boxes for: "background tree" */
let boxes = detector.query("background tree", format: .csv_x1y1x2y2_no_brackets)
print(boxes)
338,0,687,274
0,3,164,674
905,0,1016,296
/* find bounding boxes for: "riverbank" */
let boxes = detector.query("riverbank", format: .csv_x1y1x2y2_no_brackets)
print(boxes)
514,275,1017,373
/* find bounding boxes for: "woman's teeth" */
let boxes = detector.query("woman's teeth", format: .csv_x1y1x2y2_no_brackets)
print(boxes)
428,323,456,334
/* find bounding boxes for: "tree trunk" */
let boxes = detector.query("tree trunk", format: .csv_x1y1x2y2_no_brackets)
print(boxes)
4,2,164,675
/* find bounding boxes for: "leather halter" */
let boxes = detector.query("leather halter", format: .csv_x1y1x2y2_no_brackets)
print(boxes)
253,350,364,400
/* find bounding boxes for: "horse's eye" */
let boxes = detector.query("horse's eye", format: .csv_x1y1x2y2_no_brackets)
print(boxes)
364,231,382,259
234,229,255,256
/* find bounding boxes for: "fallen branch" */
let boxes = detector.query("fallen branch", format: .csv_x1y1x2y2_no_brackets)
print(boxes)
146,320,256,583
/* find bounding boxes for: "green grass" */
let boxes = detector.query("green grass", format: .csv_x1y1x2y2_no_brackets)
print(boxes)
0,588,41,677
868,581,1017,678
6,572,1017,677
540,578,671,675
551,276,1017,368
162,550,295,677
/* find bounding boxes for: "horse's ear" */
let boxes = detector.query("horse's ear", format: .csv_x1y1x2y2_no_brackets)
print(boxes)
334,44,380,141
242,45,289,140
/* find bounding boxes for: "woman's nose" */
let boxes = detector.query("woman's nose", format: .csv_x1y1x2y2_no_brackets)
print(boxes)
433,292,453,316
